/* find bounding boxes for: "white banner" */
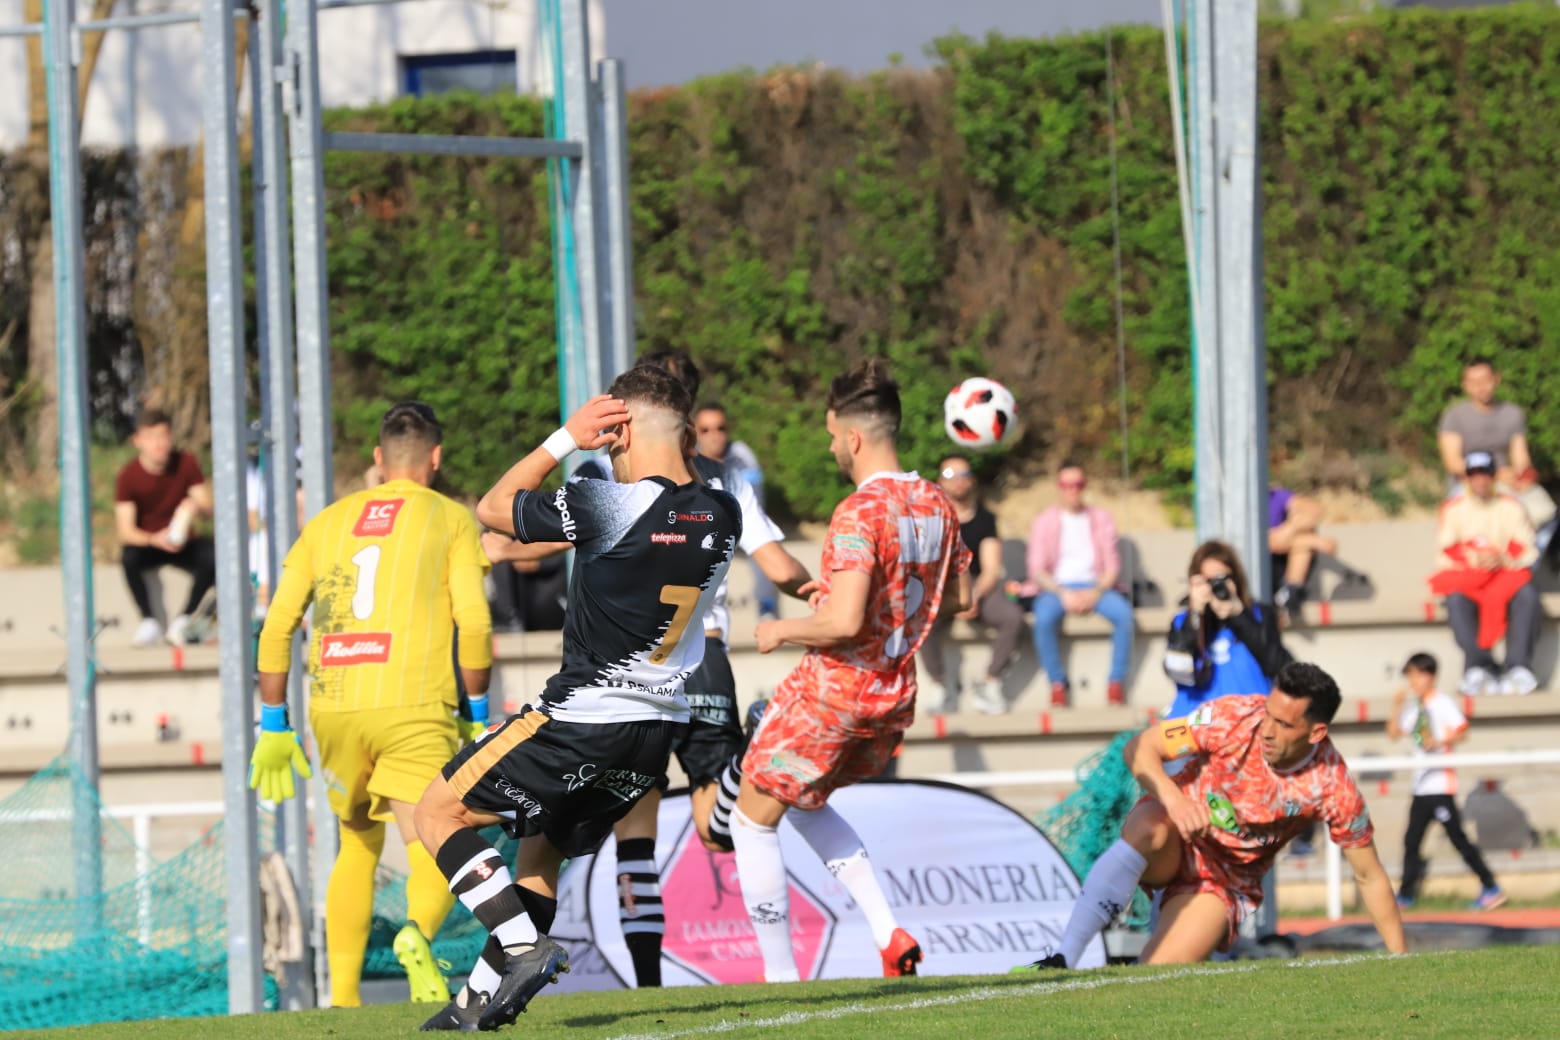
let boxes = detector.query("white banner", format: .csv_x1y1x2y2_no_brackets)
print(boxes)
551,779,1103,989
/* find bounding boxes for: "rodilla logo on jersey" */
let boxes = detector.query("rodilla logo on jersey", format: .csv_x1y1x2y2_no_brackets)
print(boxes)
351,498,405,537
320,632,392,665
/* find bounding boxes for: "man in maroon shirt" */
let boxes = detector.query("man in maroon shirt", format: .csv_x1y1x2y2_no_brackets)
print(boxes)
114,408,216,646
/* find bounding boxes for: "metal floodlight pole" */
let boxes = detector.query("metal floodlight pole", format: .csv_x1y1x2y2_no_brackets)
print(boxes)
598,58,634,379
1190,0,1273,936
1213,0,1266,595
254,0,315,1007
284,0,340,977
43,0,103,938
559,0,606,398
200,0,263,1014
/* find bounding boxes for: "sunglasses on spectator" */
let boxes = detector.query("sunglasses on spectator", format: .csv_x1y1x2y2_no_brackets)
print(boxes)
940,467,973,480
1059,478,1086,489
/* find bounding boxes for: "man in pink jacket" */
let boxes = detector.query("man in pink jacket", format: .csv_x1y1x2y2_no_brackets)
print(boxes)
1026,461,1135,706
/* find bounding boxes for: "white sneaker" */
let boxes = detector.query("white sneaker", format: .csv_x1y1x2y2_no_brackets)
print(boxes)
131,617,164,647
1459,666,1496,696
919,680,954,715
165,614,191,646
1499,666,1538,697
971,678,1008,715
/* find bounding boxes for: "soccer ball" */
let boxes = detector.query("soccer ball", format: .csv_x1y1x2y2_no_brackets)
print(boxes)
944,377,1016,449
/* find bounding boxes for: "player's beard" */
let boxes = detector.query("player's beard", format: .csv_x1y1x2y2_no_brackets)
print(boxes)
833,445,854,483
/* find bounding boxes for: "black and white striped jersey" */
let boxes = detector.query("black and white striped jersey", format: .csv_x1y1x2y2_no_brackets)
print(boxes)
511,475,740,723
575,454,783,638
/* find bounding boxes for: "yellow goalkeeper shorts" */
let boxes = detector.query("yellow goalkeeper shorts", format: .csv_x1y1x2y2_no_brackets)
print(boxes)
310,702,460,823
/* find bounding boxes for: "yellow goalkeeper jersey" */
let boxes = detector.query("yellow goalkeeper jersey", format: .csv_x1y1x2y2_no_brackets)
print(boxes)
257,478,493,713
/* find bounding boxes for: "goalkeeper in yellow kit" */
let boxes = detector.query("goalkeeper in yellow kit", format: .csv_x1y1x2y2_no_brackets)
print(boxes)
251,401,494,1007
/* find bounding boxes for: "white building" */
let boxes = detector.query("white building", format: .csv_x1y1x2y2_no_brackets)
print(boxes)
0,0,606,149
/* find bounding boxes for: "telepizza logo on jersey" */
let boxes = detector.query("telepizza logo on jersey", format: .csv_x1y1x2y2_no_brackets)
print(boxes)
320,632,393,665
351,498,406,537
652,532,687,545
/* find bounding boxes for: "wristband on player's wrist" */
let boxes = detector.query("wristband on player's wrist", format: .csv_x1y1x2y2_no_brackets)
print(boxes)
542,427,577,463
259,703,291,733
467,694,490,726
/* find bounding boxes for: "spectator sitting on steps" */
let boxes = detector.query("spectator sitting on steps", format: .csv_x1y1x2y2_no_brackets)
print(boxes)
1429,451,1540,697
1268,486,1337,625
114,407,216,647
1025,461,1134,708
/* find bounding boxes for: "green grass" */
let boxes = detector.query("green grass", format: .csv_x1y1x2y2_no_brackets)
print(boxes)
13,947,1560,1040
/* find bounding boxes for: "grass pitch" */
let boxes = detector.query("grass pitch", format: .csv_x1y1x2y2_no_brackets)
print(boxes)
15,947,1559,1040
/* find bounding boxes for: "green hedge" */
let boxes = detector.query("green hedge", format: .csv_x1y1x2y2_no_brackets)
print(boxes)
318,8,1560,520
7,9,1556,530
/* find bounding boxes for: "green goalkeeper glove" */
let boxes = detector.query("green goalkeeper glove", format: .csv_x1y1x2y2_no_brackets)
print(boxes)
458,694,492,745
249,704,312,802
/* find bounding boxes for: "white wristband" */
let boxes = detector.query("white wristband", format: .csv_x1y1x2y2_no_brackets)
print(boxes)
542,427,577,463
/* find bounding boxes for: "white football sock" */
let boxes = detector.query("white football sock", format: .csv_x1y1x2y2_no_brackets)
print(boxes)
1060,839,1147,968
731,807,799,982
788,803,899,949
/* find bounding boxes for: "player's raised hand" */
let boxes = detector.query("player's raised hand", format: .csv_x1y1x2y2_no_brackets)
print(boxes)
565,394,632,452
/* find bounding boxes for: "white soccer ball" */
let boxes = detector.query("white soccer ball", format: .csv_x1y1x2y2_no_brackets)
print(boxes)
943,377,1017,449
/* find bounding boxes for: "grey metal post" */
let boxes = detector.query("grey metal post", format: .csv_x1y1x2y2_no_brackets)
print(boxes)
43,0,102,936
1209,0,1273,935
284,0,340,978
255,0,316,1007
1191,0,1222,539
1212,0,1267,595
598,58,634,378
201,0,263,1013
560,0,606,399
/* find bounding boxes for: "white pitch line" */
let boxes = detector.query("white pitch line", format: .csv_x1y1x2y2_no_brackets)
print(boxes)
602,952,1410,1040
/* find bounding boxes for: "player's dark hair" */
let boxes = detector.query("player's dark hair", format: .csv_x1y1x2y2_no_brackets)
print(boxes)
695,401,727,417
1188,539,1252,609
639,349,702,399
1402,652,1438,677
1274,661,1342,724
134,407,171,431
938,452,972,471
1465,356,1495,372
609,363,694,421
379,401,443,454
1058,458,1084,474
827,358,900,439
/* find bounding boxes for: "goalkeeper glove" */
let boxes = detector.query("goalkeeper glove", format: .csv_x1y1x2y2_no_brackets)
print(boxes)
458,694,491,745
249,703,312,802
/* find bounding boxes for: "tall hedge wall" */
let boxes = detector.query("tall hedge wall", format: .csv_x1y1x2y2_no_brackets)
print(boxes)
4,7,1559,523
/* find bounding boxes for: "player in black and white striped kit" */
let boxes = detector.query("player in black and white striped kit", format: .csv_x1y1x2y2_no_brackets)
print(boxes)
574,350,812,987
413,365,740,1031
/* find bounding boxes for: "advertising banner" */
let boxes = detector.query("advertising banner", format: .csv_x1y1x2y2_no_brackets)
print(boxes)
548,779,1102,990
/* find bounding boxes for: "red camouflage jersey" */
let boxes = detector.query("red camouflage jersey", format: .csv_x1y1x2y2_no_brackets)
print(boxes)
776,471,971,728
1163,693,1374,887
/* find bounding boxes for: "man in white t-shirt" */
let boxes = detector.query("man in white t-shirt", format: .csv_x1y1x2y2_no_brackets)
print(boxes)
1385,652,1506,911
1024,461,1135,707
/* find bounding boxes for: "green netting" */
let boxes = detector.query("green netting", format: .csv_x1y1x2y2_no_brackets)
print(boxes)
0,757,274,1031
1037,732,1152,929
0,759,522,1030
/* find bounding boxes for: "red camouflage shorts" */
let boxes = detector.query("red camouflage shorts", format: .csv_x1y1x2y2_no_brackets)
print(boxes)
1153,829,1262,953
742,682,904,811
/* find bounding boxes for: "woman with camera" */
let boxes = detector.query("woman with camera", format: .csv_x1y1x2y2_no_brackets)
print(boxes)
1163,540,1293,720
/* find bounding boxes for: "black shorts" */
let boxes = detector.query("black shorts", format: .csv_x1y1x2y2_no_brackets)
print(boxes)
662,635,744,788
441,705,680,858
